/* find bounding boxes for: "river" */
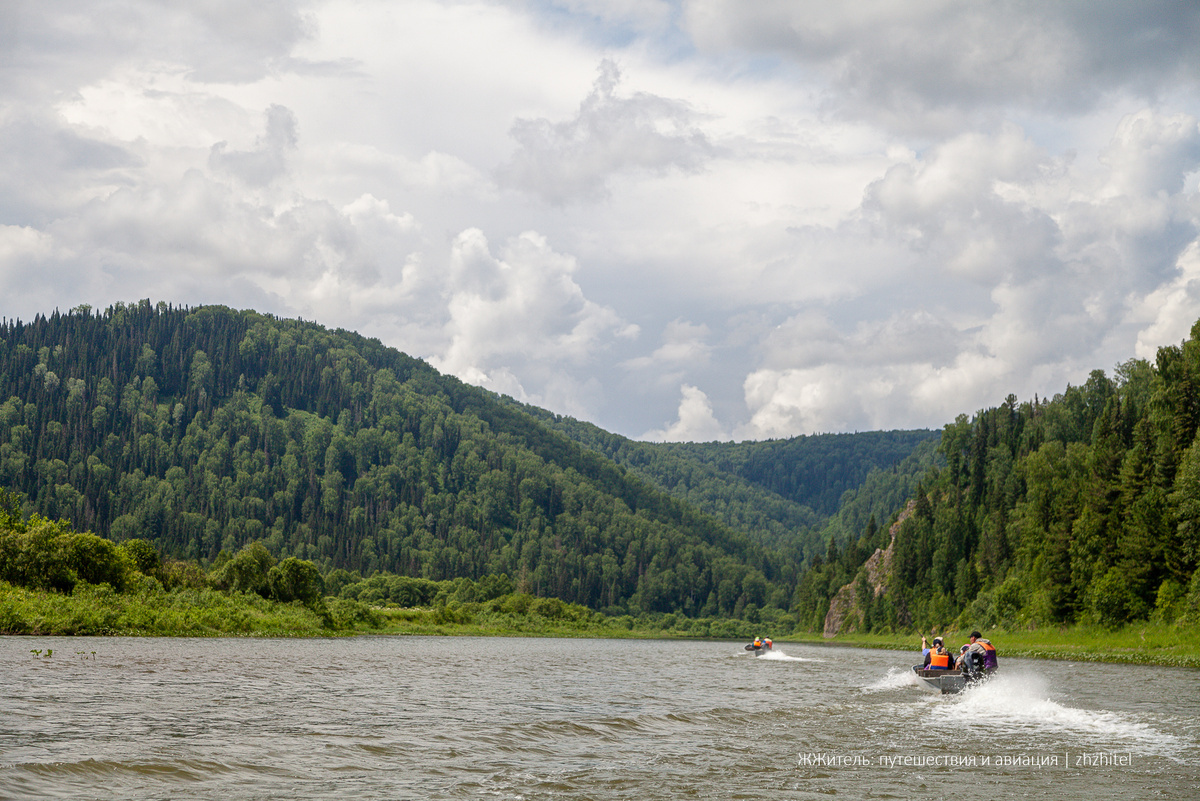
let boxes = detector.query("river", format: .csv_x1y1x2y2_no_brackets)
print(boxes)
1,636,1197,799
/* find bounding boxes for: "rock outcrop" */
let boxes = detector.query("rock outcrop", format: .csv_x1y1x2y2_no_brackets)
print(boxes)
822,501,916,638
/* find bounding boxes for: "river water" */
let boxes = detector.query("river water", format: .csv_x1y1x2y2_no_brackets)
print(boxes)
1,636,1197,800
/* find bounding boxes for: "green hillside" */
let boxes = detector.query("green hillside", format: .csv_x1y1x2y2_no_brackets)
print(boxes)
794,324,1200,633
516,404,938,557
0,302,812,617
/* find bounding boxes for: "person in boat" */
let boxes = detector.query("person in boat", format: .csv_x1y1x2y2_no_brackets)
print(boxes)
920,635,932,663
922,636,954,670
956,631,998,675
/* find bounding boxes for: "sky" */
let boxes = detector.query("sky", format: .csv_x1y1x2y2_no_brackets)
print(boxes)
2,1,1200,442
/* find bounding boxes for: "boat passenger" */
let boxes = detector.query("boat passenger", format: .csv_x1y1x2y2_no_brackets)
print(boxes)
957,630,998,672
923,637,953,670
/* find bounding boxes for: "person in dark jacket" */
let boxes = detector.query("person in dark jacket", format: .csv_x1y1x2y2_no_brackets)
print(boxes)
956,631,998,675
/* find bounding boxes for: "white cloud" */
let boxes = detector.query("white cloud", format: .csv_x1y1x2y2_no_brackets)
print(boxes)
737,107,1200,436
497,59,716,203
2,0,1200,441
1100,109,1200,197
622,318,710,378
429,228,635,404
1134,241,1200,357
537,0,674,32
643,384,730,442
208,104,298,186
682,1,1200,128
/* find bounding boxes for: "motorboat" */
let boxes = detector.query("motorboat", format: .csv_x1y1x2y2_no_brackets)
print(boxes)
744,639,773,656
911,665,996,694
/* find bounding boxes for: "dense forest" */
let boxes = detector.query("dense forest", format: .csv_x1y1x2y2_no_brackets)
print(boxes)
794,326,1200,633
16,300,1190,637
514,403,938,554
0,302,929,621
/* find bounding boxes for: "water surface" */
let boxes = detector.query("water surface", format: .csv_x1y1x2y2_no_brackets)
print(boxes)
2,636,1196,799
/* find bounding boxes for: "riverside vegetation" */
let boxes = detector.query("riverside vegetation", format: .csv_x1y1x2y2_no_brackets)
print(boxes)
0,499,770,639
0,301,934,622
1,302,1200,665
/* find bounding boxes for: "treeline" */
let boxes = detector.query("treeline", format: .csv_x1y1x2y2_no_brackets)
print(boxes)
794,323,1200,632
1,502,783,638
0,487,325,607
518,403,937,554
657,430,939,516
0,302,805,617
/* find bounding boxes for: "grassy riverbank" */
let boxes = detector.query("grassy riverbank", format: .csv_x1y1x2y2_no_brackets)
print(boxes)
783,624,1200,668
0,580,762,640
0,581,346,636
6,580,1199,668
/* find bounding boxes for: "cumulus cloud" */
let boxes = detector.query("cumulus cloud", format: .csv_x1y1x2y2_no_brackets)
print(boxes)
0,1,311,99
0,112,141,225
643,384,730,442
3,0,1200,442
738,107,1200,436
864,125,1061,284
1100,110,1200,197
683,1,1200,127
497,59,716,203
209,104,298,186
622,318,711,383
1135,241,1200,358
429,228,637,402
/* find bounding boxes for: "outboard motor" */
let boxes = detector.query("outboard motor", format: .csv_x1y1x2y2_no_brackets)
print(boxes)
962,651,985,681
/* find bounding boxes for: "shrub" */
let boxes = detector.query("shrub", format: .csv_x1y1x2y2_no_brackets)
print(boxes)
1090,568,1140,629
433,602,473,624
994,575,1024,624
1154,579,1186,623
326,597,382,629
531,596,567,620
267,557,325,606
119,539,161,575
210,542,276,597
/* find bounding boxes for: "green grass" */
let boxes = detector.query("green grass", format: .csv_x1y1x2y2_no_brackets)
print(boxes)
5,579,1199,669
368,603,764,640
0,580,338,637
779,624,1200,668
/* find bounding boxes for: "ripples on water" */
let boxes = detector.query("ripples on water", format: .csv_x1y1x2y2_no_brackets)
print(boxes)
1,636,1196,800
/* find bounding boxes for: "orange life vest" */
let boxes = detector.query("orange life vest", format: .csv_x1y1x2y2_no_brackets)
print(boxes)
927,649,951,669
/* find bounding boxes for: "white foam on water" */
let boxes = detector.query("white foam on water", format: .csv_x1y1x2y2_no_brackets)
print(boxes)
862,666,919,692
735,648,815,661
757,650,816,662
939,672,1183,754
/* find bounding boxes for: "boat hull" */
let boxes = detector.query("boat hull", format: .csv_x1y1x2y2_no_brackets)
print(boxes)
912,665,996,694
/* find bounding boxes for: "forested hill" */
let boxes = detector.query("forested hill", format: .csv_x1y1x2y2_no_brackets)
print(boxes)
794,323,1200,633
514,403,938,555
0,302,815,616
657,432,940,515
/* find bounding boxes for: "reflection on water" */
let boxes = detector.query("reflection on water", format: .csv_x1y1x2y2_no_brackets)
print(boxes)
1,636,1196,799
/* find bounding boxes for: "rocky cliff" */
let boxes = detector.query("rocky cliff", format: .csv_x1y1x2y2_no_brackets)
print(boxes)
822,501,915,637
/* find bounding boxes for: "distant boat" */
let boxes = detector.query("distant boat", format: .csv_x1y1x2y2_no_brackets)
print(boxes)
744,639,773,656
